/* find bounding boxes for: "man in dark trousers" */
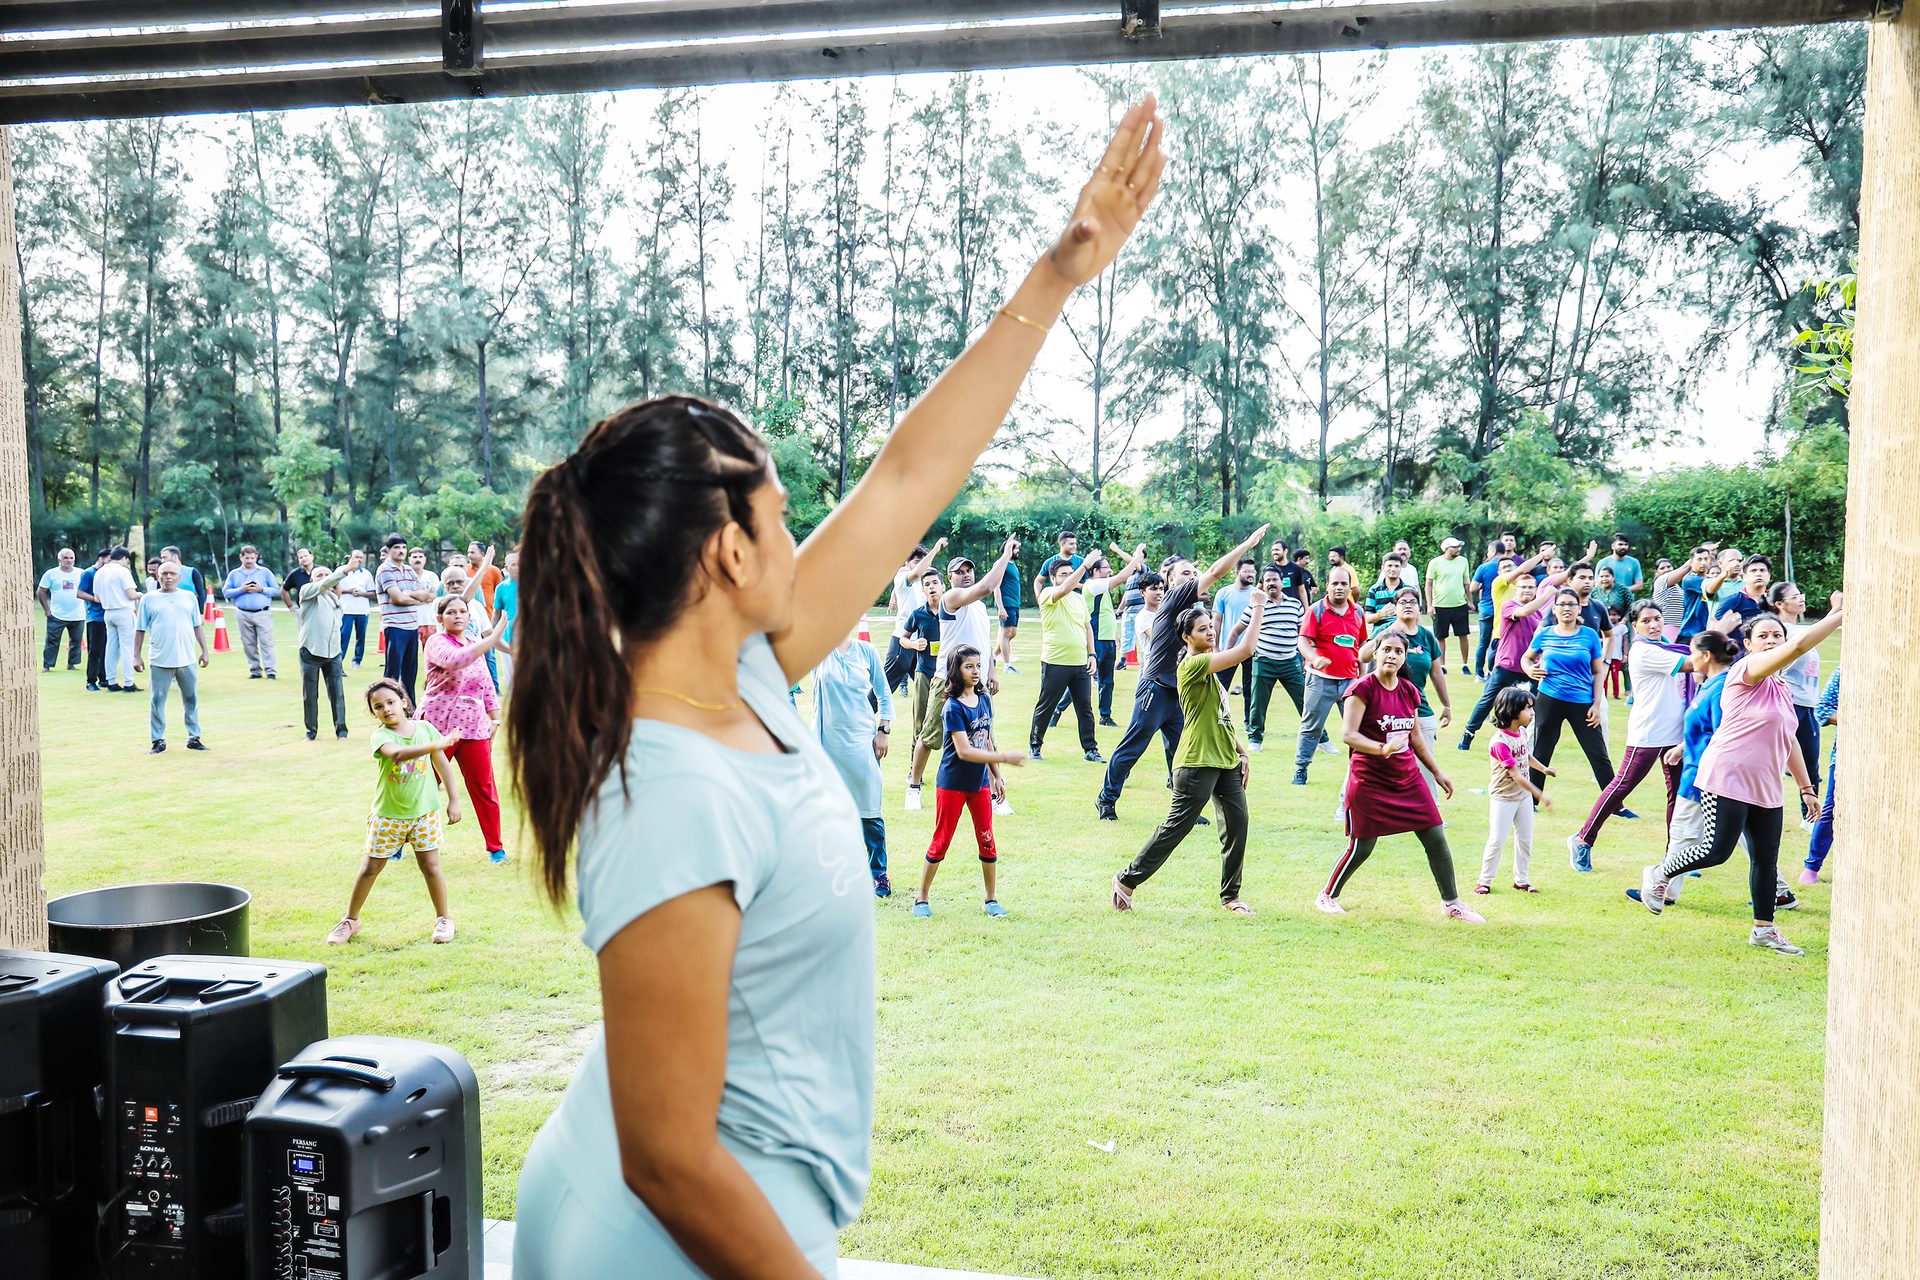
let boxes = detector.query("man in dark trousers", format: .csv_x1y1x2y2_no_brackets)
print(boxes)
1095,524,1270,821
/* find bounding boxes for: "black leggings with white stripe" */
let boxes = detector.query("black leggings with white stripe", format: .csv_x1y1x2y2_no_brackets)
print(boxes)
1658,791,1784,924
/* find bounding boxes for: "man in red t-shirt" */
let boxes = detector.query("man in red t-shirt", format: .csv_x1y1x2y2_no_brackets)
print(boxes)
1294,565,1370,784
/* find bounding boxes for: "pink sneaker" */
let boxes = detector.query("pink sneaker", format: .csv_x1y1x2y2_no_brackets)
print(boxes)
1797,868,1820,886
431,916,455,944
1443,902,1486,924
324,917,360,946
1315,891,1346,915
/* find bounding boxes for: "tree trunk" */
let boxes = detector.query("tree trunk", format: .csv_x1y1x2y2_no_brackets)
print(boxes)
476,338,493,489
134,122,160,527
0,127,49,948
1822,9,1920,1275
90,166,108,515
15,231,42,517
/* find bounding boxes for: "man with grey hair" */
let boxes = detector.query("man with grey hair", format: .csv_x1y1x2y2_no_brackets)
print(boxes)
297,560,353,740
134,561,208,753
223,543,281,679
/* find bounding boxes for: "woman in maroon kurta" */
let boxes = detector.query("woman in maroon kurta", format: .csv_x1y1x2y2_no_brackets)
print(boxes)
1318,630,1483,922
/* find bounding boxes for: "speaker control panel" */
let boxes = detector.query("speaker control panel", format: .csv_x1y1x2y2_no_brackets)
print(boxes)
262,1137,346,1280
118,1098,186,1246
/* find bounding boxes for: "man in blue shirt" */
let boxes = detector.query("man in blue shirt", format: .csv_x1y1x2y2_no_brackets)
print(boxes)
37,546,85,672
1657,544,1726,640
135,562,210,753
76,548,110,690
1712,554,1773,636
1469,542,1504,679
1595,534,1644,597
223,543,282,680
996,555,1023,675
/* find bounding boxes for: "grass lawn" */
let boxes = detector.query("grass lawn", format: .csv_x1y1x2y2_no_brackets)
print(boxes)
37,611,1835,1279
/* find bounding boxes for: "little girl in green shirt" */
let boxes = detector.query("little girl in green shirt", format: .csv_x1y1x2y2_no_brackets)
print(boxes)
325,677,466,945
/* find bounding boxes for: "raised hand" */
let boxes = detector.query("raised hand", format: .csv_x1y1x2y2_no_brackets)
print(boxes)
1044,96,1167,289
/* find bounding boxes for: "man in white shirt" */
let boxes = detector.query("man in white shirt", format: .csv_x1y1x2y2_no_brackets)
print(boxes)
94,547,143,692
135,561,210,753
37,546,85,672
337,549,377,666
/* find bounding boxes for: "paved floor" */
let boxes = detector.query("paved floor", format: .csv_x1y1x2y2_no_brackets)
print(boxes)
483,1220,1030,1279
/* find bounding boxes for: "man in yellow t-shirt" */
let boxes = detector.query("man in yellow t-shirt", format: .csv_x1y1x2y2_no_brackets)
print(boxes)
1029,543,1147,763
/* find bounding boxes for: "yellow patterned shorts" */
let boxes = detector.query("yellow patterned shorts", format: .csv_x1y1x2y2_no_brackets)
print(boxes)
365,812,442,859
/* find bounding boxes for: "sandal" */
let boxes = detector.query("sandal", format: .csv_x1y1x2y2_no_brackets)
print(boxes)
1223,899,1254,916
1473,883,1491,895
1512,882,1540,894
1110,875,1134,912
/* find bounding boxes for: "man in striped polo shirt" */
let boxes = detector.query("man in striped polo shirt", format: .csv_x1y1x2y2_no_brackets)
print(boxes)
1246,563,1311,752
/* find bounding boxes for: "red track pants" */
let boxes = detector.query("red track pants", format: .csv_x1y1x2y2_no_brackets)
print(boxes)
927,787,996,863
448,735,505,853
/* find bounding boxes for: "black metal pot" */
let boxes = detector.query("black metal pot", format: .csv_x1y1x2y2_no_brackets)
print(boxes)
45,882,251,970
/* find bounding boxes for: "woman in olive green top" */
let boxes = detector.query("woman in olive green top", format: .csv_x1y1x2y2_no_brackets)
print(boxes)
1111,593,1264,916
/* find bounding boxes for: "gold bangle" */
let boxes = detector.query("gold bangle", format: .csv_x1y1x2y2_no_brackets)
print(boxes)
998,307,1051,336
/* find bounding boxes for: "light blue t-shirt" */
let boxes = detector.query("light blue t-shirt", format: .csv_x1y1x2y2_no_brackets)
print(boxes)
136,589,202,668
1596,554,1643,593
1214,583,1258,639
39,566,84,621
538,634,874,1257
492,578,518,643
1530,624,1605,704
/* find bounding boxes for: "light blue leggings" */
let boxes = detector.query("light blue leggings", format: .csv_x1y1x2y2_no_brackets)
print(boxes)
512,1116,842,1279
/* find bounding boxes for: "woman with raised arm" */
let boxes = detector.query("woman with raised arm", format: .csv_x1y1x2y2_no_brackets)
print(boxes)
1636,606,1842,956
504,103,1165,1280
1110,592,1263,917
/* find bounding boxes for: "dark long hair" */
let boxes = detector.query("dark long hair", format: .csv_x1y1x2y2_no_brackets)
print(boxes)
942,645,983,700
509,396,771,904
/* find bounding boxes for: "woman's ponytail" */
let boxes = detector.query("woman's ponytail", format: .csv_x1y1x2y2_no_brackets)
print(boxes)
506,396,771,905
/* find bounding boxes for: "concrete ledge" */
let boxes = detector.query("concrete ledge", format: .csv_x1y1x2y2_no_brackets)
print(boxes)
484,1219,1033,1279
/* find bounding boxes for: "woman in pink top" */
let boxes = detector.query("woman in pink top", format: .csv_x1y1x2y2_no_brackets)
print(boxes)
1645,606,1842,955
422,594,511,862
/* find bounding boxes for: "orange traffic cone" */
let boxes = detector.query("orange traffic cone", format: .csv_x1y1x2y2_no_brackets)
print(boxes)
858,619,872,644
210,601,231,653
377,625,386,654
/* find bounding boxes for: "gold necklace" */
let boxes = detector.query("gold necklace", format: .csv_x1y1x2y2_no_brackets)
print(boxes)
635,686,744,713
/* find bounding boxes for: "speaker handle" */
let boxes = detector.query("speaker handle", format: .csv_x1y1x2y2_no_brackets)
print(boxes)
275,1060,397,1091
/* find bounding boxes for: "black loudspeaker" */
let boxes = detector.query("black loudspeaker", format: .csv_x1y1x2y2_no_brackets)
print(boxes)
106,955,327,1279
0,948,120,1280
244,1036,483,1280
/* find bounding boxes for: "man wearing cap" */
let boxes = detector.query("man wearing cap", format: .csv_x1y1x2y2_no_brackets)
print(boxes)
1425,537,1474,675
222,544,282,679
903,537,1019,812
37,546,85,673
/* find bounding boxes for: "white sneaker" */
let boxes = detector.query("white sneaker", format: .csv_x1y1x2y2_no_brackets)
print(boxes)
1249,741,1264,753
1316,740,1339,756
1639,864,1669,915
324,916,360,946
903,784,923,812
1442,901,1486,923
993,796,1016,816
1749,925,1804,956
1315,891,1346,915
431,916,455,944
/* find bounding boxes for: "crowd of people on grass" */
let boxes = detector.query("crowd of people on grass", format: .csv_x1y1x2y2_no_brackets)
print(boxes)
851,523,1840,958
36,534,525,946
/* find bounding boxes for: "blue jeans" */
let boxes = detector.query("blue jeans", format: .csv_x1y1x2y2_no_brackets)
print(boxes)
149,665,201,742
1474,612,1496,677
383,625,420,704
861,817,887,878
1098,680,1183,808
1805,760,1837,872
339,613,369,664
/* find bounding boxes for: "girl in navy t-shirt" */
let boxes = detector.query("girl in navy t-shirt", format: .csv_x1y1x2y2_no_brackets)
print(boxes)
916,645,1025,920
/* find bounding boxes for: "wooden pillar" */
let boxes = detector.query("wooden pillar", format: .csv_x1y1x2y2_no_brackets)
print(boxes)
1822,9,1920,1278
0,125,48,950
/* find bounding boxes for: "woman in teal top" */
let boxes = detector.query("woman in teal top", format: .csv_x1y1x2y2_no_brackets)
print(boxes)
504,103,1168,1280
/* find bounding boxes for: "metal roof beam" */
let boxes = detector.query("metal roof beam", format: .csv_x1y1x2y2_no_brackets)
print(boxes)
0,0,1894,125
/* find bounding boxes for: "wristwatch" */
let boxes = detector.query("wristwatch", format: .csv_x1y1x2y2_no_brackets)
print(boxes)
877,723,892,734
